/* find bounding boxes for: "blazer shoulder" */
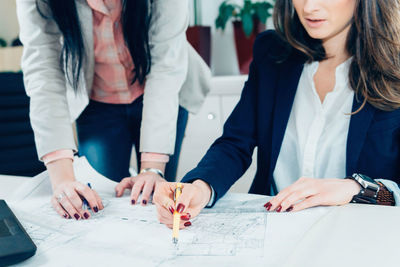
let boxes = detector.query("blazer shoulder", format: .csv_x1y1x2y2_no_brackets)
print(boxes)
253,30,306,65
252,30,288,63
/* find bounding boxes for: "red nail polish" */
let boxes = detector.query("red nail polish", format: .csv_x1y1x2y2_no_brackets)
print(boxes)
177,203,185,213
286,207,293,212
181,213,191,221
63,214,68,218
184,221,191,227
264,202,271,208
168,206,175,214
74,213,80,220
276,206,282,213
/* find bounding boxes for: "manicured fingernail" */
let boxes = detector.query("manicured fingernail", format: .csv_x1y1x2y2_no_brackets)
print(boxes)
184,221,192,227
177,204,185,213
276,206,282,213
264,202,272,211
142,200,147,205
63,214,68,218
181,213,191,221
74,213,80,220
168,206,175,214
93,206,99,213
286,206,293,212
84,212,89,219
131,199,135,205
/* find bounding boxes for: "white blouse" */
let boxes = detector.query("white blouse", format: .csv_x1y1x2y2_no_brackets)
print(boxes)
274,59,354,191
272,58,400,205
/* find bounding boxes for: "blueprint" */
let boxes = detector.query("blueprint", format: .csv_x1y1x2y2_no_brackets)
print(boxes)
9,157,270,266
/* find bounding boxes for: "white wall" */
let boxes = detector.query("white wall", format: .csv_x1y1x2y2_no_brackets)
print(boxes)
0,0,19,45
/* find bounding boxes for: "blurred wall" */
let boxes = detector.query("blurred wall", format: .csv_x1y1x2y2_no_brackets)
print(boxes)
0,0,19,45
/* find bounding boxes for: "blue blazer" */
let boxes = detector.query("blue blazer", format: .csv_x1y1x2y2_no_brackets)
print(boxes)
182,30,400,204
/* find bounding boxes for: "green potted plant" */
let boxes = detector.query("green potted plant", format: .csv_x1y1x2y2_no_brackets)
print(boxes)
216,0,274,74
186,0,211,67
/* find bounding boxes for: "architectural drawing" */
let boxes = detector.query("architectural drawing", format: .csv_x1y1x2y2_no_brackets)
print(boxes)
177,212,266,256
10,158,269,266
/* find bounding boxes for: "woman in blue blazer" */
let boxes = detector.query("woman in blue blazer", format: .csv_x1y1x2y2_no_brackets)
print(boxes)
154,0,400,228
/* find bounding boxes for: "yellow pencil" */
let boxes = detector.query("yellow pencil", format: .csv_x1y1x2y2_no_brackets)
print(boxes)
172,182,183,245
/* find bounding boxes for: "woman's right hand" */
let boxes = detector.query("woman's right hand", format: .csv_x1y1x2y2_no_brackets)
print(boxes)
153,180,212,229
47,158,104,220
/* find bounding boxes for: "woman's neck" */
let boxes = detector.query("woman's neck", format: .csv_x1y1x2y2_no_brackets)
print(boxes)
321,25,351,68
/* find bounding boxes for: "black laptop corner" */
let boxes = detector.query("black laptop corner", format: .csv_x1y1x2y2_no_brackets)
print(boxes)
0,200,36,267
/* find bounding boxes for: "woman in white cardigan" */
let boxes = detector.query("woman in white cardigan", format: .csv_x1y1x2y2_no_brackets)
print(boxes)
17,0,210,220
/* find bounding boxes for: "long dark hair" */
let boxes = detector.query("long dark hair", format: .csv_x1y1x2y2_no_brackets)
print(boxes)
36,0,152,91
273,0,400,112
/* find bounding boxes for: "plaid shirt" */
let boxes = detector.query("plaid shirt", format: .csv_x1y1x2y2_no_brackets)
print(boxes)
87,0,144,104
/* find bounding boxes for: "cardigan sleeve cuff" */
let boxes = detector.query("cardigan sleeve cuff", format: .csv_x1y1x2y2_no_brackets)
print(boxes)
42,149,74,165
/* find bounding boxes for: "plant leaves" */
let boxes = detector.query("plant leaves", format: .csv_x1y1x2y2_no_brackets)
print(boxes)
215,2,235,30
216,0,275,34
241,12,253,37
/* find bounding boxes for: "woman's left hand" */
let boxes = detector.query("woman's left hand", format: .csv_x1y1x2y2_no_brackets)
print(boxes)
115,172,165,205
265,177,361,212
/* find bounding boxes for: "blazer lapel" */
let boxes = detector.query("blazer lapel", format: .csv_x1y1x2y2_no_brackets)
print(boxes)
269,62,304,179
346,97,375,175
76,0,95,92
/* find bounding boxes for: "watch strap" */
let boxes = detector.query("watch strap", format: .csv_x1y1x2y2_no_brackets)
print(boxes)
376,182,395,206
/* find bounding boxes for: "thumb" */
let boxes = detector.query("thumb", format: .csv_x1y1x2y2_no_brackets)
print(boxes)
153,182,176,214
175,184,196,214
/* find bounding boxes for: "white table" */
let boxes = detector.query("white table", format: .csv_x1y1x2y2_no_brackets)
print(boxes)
1,171,399,267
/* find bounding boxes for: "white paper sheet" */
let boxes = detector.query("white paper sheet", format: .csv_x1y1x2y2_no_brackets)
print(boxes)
8,157,335,267
8,158,273,266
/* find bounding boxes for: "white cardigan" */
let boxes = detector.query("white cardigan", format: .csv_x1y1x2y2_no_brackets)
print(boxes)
16,0,211,159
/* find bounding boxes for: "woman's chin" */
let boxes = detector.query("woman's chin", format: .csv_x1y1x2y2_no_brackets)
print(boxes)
303,29,329,40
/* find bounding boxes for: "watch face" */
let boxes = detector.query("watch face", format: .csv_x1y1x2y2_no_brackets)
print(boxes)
353,174,379,191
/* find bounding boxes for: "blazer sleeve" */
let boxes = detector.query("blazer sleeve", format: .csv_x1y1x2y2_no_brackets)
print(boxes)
16,0,77,159
181,44,261,204
139,0,189,155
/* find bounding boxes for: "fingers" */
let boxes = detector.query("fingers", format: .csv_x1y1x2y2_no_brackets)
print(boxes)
141,180,155,206
154,194,176,226
115,177,133,197
74,183,101,213
51,197,69,219
160,193,176,214
292,195,321,212
175,185,195,214
268,177,316,212
279,187,317,212
130,179,145,205
57,193,82,220
165,221,192,229
153,182,175,210
92,190,104,210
